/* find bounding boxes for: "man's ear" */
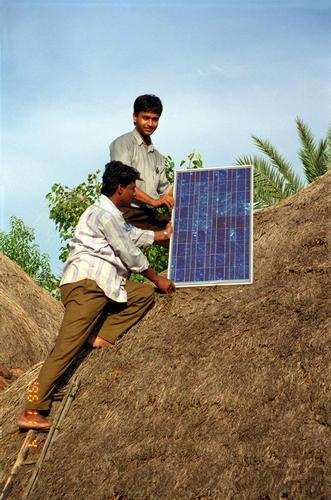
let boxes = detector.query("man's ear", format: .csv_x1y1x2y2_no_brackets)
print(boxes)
117,184,125,195
133,112,137,125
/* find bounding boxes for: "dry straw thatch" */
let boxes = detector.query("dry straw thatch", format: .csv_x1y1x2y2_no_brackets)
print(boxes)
0,254,63,379
0,172,330,499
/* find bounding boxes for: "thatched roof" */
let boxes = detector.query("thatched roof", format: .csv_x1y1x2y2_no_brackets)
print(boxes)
0,253,63,372
0,171,330,499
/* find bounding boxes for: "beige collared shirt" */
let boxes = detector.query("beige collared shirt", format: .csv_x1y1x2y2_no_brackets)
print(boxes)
109,128,171,208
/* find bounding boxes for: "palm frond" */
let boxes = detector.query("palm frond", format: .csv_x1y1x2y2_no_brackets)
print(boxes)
251,134,304,193
296,117,320,183
236,154,291,208
314,138,329,178
297,117,330,182
296,117,317,152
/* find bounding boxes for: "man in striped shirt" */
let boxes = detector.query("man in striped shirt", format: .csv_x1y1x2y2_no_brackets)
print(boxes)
17,161,175,430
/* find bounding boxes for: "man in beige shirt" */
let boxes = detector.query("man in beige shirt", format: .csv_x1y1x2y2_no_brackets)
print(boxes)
110,94,174,241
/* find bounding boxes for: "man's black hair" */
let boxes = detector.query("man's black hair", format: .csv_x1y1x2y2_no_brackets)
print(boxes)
101,161,142,196
133,94,163,116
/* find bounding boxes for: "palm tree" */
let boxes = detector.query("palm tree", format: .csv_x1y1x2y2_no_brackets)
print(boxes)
237,117,330,208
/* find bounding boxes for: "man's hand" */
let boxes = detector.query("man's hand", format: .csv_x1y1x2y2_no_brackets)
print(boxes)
141,267,176,294
152,193,174,210
156,276,176,294
133,186,174,210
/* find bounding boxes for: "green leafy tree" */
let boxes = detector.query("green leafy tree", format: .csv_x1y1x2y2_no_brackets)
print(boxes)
46,153,204,275
46,171,101,262
237,117,330,208
0,216,59,295
164,152,203,184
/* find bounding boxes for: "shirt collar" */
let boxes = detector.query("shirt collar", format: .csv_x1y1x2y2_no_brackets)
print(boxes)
132,128,155,152
97,194,122,215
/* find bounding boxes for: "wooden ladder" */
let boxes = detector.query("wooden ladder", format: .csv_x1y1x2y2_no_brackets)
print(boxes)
0,376,80,500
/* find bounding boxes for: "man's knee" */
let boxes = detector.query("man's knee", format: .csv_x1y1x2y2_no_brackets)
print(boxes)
126,280,155,308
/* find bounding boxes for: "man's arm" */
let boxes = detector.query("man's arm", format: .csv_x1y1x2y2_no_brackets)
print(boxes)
109,137,133,166
134,186,174,209
103,214,152,272
141,266,175,294
129,222,172,247
103,213,175,293
153,223,172,242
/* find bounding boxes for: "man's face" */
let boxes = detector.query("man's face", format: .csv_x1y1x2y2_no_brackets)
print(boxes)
119,181,136,207
133,110,160,137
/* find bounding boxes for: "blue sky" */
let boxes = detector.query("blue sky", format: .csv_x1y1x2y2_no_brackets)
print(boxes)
1,0,330,273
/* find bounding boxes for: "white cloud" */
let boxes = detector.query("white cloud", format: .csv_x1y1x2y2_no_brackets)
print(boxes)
210,64,224,74
185,63,250,79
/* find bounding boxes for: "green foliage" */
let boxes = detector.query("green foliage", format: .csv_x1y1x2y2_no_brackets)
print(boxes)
46,171,101,262
130,245,169,283
164,152,203,184
187,152,204,170
46,154,204,276
237,118,330,209
0,216,59,296
163,155,176,185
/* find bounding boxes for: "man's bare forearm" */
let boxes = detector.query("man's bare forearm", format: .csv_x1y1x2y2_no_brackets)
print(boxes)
134,186,174,209
141,266,162,286
141,267,176,294
134,186,157,206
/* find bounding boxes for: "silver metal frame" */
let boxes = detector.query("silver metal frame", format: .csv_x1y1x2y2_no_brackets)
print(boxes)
167,164,254,287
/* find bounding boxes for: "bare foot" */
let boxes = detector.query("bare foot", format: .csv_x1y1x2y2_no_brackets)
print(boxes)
87,334,113,348
17,410,50,430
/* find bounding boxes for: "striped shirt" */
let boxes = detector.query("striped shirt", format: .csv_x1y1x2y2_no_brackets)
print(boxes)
60,195,154,302
109,128,171,208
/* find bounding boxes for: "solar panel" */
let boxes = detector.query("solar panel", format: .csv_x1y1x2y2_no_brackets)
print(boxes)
168,165,253,287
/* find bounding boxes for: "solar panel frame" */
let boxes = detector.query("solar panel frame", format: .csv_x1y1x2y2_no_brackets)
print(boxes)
168,165,254,287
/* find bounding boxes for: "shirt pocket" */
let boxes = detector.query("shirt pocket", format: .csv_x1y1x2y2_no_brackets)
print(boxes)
152,155,163,188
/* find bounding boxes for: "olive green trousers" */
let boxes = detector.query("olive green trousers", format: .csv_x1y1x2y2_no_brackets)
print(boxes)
25,279,154,411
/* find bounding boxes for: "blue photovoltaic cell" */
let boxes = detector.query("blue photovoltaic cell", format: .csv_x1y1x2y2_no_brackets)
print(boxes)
168,166,253,287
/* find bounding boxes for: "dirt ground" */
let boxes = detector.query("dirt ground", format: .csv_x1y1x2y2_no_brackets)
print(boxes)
0,171,330,499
